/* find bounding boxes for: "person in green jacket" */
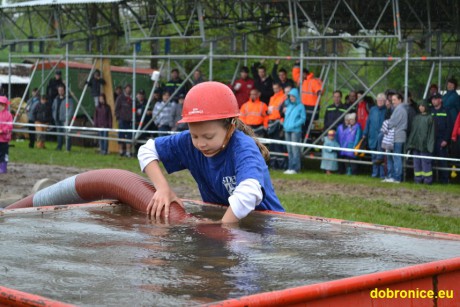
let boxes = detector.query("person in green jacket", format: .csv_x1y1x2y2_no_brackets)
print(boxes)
406,100,435,184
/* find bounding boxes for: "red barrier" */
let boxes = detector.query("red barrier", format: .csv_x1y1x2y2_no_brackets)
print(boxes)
207,257,460,307
0,286,76,307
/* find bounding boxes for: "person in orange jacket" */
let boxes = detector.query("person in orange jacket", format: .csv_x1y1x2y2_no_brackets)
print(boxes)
239,89,268,137
267,83,288,169
267,83,285,139
292,61,323,137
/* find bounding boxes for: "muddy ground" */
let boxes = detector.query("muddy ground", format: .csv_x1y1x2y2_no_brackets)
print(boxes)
0,163,459,218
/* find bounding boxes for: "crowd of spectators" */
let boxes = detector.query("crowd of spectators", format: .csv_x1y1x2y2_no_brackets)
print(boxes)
24,62,460,185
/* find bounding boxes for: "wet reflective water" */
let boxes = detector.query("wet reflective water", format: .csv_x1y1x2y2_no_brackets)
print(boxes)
1,202,459,306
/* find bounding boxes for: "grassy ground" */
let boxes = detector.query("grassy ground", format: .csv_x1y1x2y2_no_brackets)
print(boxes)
8,139,460,234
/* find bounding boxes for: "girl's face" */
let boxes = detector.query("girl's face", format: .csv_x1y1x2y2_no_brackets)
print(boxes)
419,105,426,113
0,103,5,111
99,95,106,104
349,118,356,125
189,120,228,158
289,95,296,103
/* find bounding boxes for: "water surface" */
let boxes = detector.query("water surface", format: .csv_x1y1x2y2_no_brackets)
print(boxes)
1,202,459,306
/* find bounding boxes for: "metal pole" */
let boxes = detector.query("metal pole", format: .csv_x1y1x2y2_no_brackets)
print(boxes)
394,0,402,41
41,57,45,96
422,62,436,99
143,56,208,130
299,42,304,94
132,45,137,153
65,44,69,151
209,41,213,81
243,34,248,67
304,62,331,144
230,61,241,86
404,41,409,102
8,46,12,102
288,0,296,45
135,61,165,139
35,58,64,95
342,62,377,98
13,59,40,123
69,61,97,127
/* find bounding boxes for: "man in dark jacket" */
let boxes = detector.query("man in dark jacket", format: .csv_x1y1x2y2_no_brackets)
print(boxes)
46,70,64,103
251,61,273,104
430,93,451,184
115,84,134,157
163,69,187,101
52,84,74,151
271,59,295,90
323,90,346,131
87,69,105,107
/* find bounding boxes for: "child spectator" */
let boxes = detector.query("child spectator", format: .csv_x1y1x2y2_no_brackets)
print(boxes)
321,129,340,174
336,113,362,175
33,95,52,149
0,96,13,173
26,88,40,148
174,94,188,131
152,91,177,133
282,88,306,175
380,116,395,181
406,101,435,184
138,81,284,222
94,93,113,155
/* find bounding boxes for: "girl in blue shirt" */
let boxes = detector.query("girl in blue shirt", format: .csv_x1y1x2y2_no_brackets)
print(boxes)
138,81,284,223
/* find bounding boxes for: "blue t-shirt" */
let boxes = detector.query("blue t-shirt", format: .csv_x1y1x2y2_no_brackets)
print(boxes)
155,130,285,213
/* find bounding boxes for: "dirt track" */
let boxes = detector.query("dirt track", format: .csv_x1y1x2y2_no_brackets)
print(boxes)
1,163,459,219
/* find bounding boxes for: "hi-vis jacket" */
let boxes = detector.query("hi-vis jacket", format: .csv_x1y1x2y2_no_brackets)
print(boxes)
267,91,285,122
292,65,323,107
239,99,268,128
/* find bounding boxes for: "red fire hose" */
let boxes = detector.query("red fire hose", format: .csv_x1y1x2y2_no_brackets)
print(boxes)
5,169,189,222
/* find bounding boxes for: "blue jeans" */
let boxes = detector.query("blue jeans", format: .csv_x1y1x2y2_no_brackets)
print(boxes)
118,120,133,143
371,152,384,178
284,131,302,172
387,142,404,182
55,120,71,151
99,131,108,153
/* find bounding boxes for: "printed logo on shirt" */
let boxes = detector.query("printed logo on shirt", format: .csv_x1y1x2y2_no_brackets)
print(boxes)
222,176,236,195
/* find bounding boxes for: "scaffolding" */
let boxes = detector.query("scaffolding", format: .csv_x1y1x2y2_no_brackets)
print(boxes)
2,0,460,155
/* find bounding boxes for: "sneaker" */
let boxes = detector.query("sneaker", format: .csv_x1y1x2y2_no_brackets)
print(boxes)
284,169,297,175
125,152,132,158
384,178,396,183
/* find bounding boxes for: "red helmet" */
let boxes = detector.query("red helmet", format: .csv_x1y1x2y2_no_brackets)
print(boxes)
178,81,239,123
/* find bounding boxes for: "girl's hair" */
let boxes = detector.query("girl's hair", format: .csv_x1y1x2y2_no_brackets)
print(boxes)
224,117,270,163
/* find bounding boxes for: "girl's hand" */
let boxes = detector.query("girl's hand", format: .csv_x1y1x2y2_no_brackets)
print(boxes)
146,187,184,221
